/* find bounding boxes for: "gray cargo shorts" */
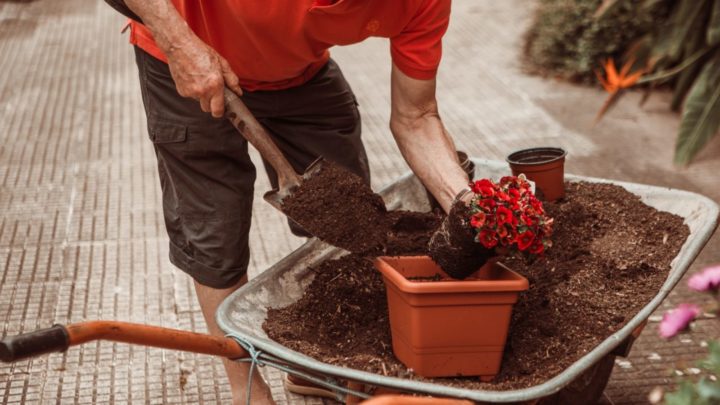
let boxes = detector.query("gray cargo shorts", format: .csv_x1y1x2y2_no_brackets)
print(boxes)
134,47,370,288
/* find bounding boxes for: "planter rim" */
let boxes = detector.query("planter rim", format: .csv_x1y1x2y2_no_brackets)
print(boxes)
506,147,567,166
374,256,529,294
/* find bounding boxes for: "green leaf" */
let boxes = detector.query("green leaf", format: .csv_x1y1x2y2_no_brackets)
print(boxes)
674,53,720,165
698,340,720,374
669,4,712,110
696,378,720,400
638,47,711,86
671,53,706,111
664,380,703,405
684,6,711,58
708,0,720,46
669,0,710,61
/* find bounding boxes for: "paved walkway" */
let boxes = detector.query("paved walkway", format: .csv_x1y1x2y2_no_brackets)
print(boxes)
0,0,718,404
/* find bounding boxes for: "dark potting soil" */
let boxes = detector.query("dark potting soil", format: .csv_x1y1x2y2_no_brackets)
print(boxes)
281,161,389,254
282,160,443,255
428,202,495,279
384,210,443,256
264,181,690,390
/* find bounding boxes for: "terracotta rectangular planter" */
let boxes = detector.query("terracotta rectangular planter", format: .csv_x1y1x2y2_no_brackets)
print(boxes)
374,256,529,380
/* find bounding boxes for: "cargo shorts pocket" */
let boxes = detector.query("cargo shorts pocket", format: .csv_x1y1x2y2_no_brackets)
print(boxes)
148,118,188,144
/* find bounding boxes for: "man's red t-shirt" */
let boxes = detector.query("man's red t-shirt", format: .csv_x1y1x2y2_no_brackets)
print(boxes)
129,0,451,91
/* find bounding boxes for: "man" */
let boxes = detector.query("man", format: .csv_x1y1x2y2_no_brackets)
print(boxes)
113,1,471,403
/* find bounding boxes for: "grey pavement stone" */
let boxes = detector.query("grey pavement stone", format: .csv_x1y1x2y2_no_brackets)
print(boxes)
1,0,719,404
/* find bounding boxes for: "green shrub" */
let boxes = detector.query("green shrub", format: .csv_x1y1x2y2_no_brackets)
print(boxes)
524,0,664,82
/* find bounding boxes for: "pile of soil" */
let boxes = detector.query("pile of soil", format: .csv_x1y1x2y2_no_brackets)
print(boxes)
264,181,690,390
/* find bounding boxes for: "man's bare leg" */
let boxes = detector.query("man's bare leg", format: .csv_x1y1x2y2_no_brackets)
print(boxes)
194,277,275,405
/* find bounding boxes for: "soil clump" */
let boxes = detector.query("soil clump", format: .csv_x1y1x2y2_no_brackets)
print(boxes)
428,202,495,279
264,181,690,390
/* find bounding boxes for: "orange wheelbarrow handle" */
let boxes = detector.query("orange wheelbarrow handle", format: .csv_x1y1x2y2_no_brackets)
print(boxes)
0,321,247,363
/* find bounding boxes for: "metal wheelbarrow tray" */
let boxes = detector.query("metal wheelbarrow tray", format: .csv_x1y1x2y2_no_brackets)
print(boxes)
217,158,719,403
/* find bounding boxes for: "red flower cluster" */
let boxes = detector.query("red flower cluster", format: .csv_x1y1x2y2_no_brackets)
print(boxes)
468,175,553,255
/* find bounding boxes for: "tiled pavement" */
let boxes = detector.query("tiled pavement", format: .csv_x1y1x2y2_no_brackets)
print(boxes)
1,0,718,404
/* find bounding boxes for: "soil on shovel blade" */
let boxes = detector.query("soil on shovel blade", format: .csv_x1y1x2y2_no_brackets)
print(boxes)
264,181,690,390
281,161,389,254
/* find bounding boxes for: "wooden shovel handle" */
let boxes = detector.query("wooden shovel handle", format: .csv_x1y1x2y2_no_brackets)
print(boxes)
1,321,247,362
223,88,301,190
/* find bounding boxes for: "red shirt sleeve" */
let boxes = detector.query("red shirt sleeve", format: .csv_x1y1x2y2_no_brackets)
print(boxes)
390,0,451,80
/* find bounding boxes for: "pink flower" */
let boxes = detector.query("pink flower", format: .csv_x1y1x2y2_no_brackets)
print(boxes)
687,265,720,292
659,303,701,339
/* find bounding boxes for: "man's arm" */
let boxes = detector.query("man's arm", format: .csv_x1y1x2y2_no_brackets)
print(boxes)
123,0,243,117
390,64,470,213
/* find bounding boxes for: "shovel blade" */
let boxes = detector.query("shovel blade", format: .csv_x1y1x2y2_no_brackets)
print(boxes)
302,157,325,180
263,190,285,212
263,157,327,212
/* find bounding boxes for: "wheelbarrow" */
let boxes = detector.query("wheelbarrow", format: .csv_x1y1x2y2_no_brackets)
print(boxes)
2,159,718,404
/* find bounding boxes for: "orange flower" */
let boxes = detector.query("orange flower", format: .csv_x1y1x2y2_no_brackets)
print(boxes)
595,58,643,94
594,58,645,124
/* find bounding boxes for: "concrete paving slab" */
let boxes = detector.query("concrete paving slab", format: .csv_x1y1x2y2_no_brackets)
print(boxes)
0,0,718,404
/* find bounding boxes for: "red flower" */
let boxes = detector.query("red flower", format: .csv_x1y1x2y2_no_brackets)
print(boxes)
472,179,496,197
496,206,513,225
521,213,536,227
478,229,498,248
531,198,544,213
529,241,545,255
467,176,553,258
496,191,511,202
499,176,514,185
497,224,508,239
470,212,486,228
509,211,519,226
478,198,496,211
517,230,535,251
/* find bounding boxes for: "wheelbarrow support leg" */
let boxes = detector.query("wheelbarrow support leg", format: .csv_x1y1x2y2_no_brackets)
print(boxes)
0,321,248,363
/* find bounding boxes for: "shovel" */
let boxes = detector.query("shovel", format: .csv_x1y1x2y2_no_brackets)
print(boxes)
223,87,320,210
223,88,388,253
